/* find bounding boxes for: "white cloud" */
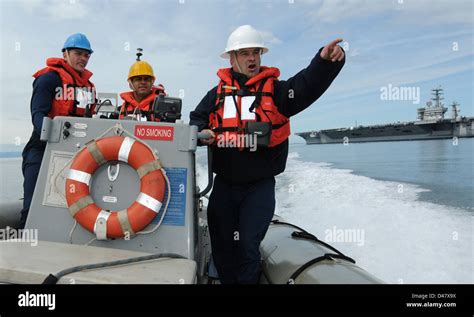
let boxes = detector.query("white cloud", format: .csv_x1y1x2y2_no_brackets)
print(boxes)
311,0,388,23
349,48,360,57
260,30,283,45
329,50,473,98
16,0,42,14
46,0,88,20
321,27,474,98
16,0,89,20
357,29,473,53
1,0,473,144
393,0,473,26
310,0,473,25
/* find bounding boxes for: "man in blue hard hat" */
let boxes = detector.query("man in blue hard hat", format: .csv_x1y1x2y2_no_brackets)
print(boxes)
19,33,96,229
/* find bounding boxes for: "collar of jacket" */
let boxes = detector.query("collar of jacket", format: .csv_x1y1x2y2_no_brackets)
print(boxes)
230,69,249,87
218,66,280,88
44,57,93,86
119,86,164,109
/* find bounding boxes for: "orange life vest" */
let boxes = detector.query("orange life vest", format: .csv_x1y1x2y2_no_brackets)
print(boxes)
209,67,290,148
33,58,96,118
119,85,166,121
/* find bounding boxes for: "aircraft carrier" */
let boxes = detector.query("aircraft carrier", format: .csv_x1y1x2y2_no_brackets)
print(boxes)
296,87,474,144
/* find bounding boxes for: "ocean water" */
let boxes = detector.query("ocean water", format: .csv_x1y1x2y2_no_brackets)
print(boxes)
0,157,24,202
1,138,473,283
195,139,473,284
290,138,474,211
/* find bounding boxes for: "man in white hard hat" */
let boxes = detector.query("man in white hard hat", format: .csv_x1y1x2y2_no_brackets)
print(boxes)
190,25,345,284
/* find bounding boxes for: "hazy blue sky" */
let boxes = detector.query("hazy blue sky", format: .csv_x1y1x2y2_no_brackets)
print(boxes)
1,0,472,145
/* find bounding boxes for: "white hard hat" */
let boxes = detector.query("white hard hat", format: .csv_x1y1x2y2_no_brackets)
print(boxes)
220,25,269,59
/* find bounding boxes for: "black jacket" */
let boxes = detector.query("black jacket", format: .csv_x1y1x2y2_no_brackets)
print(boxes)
190,48,345,184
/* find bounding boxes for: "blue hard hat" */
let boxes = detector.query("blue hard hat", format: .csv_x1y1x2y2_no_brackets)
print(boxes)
62,33,93,54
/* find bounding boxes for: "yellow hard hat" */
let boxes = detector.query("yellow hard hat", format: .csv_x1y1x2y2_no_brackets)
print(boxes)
128,60,155,80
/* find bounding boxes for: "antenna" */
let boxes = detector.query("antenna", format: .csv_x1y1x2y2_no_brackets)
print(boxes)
136,48,143,61
431,86,444,108
451,101,461,119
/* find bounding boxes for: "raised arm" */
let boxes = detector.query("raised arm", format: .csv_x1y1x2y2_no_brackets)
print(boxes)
274,39,345,118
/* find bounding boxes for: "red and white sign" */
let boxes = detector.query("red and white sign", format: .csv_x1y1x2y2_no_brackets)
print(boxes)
134,125,174,141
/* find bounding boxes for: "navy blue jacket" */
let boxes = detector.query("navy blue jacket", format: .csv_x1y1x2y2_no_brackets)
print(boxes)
23,72,62,156
190,48,345,184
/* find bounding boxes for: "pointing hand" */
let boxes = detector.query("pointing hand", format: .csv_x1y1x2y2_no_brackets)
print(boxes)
321,38,345,62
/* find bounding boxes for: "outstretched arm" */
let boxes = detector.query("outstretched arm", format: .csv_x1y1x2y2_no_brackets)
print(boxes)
275,39,345,118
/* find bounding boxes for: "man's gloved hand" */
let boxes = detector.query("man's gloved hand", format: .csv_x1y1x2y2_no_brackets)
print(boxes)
200,129,216,145
321,38,345,62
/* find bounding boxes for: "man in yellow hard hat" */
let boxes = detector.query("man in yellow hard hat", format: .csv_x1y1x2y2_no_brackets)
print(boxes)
119,50,166,121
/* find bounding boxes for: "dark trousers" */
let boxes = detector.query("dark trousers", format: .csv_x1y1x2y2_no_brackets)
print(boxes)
207,175,276,284
20,147,44,229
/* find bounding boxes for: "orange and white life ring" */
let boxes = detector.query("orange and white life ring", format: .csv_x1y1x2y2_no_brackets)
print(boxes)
65,135,165,239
